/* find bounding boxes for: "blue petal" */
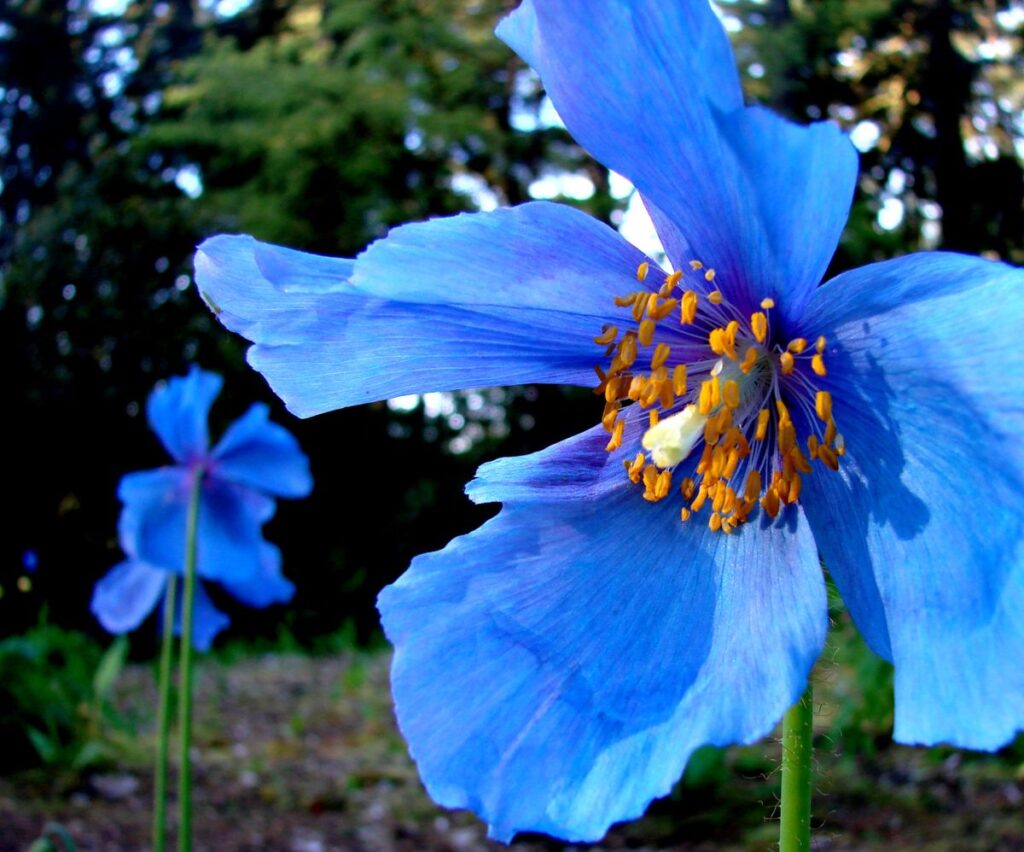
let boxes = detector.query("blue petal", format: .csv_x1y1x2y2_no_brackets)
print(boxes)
219,543,295,608
497,1,857,327
211,403,312,498
173,581,230,652
379,432,825,841
195,203,653,417
146,367,223,463
91,560,168,634
118,468,275,585
801,252,1024,750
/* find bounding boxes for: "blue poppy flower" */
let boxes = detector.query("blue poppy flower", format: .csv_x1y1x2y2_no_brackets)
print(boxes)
192,0,1024,842
92,367,313,651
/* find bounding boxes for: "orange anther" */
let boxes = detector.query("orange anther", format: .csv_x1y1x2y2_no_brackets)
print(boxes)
672,364,687,396
755,408,770,441
627,452,645,483
779,351,795,375
639,318,656,347
651,342,671,370
593,325,618,345
636,261,650,281
815,390,832,422
811,353,827,376
824,418,837,446
722,379,740,410
619,333,637,367
632,293,648,322
680,290,699,324
750,311,768,343
744,469,762,502
650,297,678,321
817,444,839,471
605,418,625,451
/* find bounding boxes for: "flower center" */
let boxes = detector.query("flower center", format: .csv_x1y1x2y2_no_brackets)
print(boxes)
594,259,844,533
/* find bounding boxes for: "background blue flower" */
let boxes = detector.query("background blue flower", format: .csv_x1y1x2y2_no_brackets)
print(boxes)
193,0,1024,843
91,367,313,651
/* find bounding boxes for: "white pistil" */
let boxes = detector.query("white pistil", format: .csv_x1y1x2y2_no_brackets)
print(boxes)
641,404,707,469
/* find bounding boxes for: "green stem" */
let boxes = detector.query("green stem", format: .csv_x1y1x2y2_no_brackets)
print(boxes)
153,573,178,852
177,469,203,852
779,680,814,852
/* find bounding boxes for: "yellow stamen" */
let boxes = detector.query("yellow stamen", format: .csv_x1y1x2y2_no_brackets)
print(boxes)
755,408,770,441
680,507,692,522
787,338,807,353
761,489,780,519
744,469,762,502
680,290,698,324
811,353,827,376
636,261,650,281
651,342,671,370
648,409,660,428
614,292,638,307
593,325,618,345
649,297,678,321
627,452,645,483
779,351,795,375
815,390,832,422
786,474,802,504
631,293,648,322
816,335,827,354
739,346,759,375
722,379,740,410
704,268,716,282
778,420,796,456
760,297,776,309
708,290,724,305
708,512,723,532
642,464,658,490
601,401,619,432
750,311,768,343
638,318,656,346
619,334,637,367
606,418,625,451
672,364,687,396
817,444,839,471
655,470,672,499
689,259,703,270
824,418,837,446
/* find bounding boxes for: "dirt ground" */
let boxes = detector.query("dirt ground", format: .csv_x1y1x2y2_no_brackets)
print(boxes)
1,651,1022,851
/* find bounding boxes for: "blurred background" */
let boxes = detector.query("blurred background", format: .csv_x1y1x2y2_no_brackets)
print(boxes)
1,0,1023,848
